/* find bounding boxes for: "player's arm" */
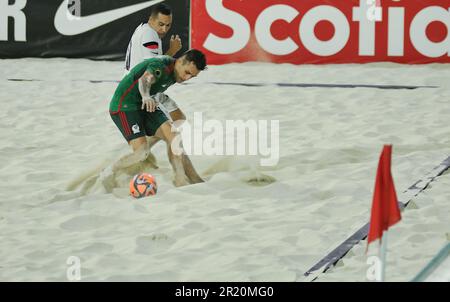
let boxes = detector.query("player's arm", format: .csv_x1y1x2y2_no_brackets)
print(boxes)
141,41,160,60
138,71,157,112
141,31,160,59
165,35,182,57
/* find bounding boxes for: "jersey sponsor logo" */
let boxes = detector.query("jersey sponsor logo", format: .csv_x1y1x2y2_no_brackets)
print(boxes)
54,0,165,36
191,0,450,64
132,124,141,134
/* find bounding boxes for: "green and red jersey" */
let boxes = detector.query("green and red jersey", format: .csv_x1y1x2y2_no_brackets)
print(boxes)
110,56,176,113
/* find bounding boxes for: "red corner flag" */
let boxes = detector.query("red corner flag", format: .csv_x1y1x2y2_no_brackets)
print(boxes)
367,145,402,245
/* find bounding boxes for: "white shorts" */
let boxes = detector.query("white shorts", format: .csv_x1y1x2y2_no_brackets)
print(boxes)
154,93,179,121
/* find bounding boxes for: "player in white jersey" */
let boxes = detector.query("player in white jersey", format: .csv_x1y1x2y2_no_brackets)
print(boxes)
124,3,185,123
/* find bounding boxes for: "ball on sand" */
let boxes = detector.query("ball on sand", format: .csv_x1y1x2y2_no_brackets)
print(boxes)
130,173,157,198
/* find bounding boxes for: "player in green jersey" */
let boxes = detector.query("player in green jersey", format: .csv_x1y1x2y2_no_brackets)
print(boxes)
106,49,206,188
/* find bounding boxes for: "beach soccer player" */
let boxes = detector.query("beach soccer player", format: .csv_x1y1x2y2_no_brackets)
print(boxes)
124,3,185,124
107,49,206,187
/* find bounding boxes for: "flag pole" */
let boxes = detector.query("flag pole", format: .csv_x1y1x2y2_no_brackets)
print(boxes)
367,145,401,282
380,231,388,282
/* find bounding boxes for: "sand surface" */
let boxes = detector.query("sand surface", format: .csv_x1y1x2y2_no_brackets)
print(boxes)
0,58,448,281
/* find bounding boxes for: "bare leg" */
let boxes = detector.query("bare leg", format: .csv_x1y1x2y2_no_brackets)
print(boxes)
112,137,149,171
144,109,185,165
145,109,185,151
182,154,204,184
99,137,148,192
169,109,186,125
147,136,161,149
166,145,190,187
154,121,189,187
143,136,160,168
167,109,203,183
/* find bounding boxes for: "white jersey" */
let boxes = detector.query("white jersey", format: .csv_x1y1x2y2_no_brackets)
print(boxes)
123,23,180,117
124,23,163,75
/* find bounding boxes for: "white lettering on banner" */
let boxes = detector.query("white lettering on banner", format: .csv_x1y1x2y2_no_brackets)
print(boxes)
353,0,382,56
388,8,405,56
203,0,250,54
0,0,27,42
300,6,350,56
366,0,382,22
410,7,450,58
255,5,298,56
201,0,450,59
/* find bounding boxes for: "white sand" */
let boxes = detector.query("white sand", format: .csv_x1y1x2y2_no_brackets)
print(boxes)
0,58,449,281
423,249,450,282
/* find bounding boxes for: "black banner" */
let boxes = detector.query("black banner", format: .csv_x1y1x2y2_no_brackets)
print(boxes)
0,0,190,60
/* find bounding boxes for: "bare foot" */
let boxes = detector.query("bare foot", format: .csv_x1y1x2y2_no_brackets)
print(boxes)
174,176,190,187
189,176,205,184
144,151,159,169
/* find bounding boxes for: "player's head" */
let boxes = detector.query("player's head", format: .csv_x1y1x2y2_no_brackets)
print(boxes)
149,3,172,39
174,49,207,83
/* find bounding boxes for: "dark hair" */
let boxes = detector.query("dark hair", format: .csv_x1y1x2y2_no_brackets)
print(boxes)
182,49,207,71
150,3,172,17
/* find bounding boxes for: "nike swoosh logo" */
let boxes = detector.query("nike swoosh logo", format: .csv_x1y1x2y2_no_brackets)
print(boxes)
54,0,164,36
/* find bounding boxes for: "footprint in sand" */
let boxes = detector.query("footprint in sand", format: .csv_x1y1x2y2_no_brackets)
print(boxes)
242,173,276,187
135,233,174,255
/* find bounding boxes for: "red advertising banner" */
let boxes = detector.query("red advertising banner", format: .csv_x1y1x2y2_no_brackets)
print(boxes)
190,0,450,64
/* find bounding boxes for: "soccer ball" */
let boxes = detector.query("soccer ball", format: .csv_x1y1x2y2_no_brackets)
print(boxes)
129,173,157,198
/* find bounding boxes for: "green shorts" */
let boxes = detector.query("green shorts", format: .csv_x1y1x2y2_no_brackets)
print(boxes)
110,109,169,142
